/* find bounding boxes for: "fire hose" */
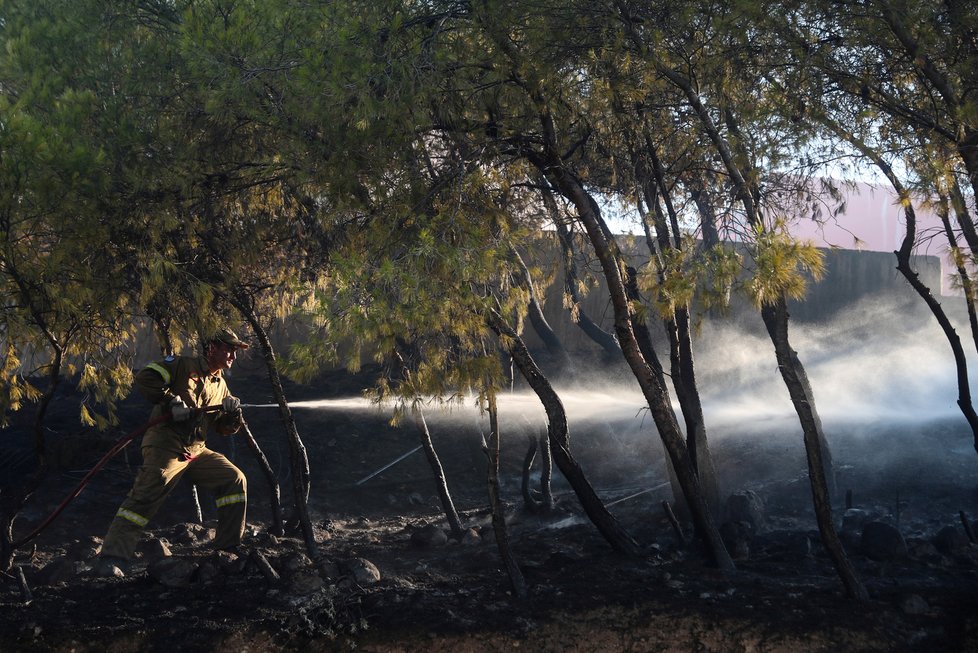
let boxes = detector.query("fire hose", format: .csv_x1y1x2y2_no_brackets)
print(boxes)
12,405,221,549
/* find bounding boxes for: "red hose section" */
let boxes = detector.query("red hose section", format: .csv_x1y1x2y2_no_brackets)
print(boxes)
12,405,223,548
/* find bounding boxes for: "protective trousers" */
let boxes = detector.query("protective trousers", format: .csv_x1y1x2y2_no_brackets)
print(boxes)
101,443,247,559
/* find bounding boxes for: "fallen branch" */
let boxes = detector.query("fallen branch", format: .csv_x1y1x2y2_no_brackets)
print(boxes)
250,550,280,581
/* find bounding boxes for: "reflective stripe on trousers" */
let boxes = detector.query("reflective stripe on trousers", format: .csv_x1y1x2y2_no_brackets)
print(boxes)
216,492,246,508
116,508,149,527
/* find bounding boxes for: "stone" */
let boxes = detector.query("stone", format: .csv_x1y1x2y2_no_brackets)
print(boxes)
461,528,481,546
195,560,222,584
719,521,753,561
147,557,199,588
67,536,103,562
860,521,907,561
933,525,970,555
170,522,205,545
138,537,172,560
410,524,448,548
317,560,343,580
344,557,381,585
39,558,76,586
289,571,325,595
841,508,871,533
724,490,765,533
280,552,313,575
900,594,929,615
210,550,248,574
95,558,128,578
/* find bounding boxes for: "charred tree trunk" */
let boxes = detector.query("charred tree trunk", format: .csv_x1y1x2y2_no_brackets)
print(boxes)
630,29,856,593
538,427,554,510
937,191,978,360
241,420,285,536
688,174,721,249
233,299,318,561
413,406,465,539
484,389,528,601
521,437,542,512
761,297,867,600
547,190,621,359
511,247,572,373
528,143,732,570
895,243,978,454
639,151,721,521
832,126,978,455
392,348,465,537
489,311,642,556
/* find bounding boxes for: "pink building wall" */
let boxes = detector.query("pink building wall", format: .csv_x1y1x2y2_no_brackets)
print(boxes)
788,181,954,294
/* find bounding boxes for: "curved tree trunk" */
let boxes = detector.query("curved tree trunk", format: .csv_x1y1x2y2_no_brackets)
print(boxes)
392,347,465,537
489,310,642,556
639,150,721,521
234,299,318,561
548,190,621,359
511,246,573,373
413,406,465,538
761,298,867,600
240,420,285,536
943,181,978,356
528,142,732,570
521,436,542,512
828,122,978,455
484,389,527,601
538,427,554,510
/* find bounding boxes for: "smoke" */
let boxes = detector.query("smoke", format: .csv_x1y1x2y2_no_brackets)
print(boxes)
696,294,971,430
271,295,974,443
259,294,977,497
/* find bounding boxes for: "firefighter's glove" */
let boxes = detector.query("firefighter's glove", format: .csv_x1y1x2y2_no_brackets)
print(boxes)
170,398,192,422
222,396,242,417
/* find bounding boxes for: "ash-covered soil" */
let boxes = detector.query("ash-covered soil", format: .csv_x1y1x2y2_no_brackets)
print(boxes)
2,365,978,652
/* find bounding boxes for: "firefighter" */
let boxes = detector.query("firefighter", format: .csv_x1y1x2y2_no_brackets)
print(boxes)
96,329,250,576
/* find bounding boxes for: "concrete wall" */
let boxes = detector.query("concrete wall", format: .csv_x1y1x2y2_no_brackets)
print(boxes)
521,239,945,355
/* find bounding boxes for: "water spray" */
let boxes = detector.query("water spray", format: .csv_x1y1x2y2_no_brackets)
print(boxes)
355,445,424,486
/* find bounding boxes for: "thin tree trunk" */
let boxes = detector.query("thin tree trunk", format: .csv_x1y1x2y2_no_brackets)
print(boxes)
528,146,732,569
943,180,978,356
484,389,528,601
240,420,285,536
828,123,978,455
489,311,642,556
538,428,554,510
392,347,465,537
895,240,978,454
189,485,203,523
234,300,318,561
413,406,464,538
639,148,721,520
547,190,621,359
511,246,572,372
521,436,541,512
761,297,868,600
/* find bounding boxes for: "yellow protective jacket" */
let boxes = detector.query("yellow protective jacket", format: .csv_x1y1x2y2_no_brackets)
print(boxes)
134,355,243,450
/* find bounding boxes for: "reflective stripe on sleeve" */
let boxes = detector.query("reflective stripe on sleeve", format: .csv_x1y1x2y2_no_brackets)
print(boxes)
145,362,171,385
116,508,149,527
215,493,246,508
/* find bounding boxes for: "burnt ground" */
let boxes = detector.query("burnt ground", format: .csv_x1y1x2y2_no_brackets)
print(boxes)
2,364,978,653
